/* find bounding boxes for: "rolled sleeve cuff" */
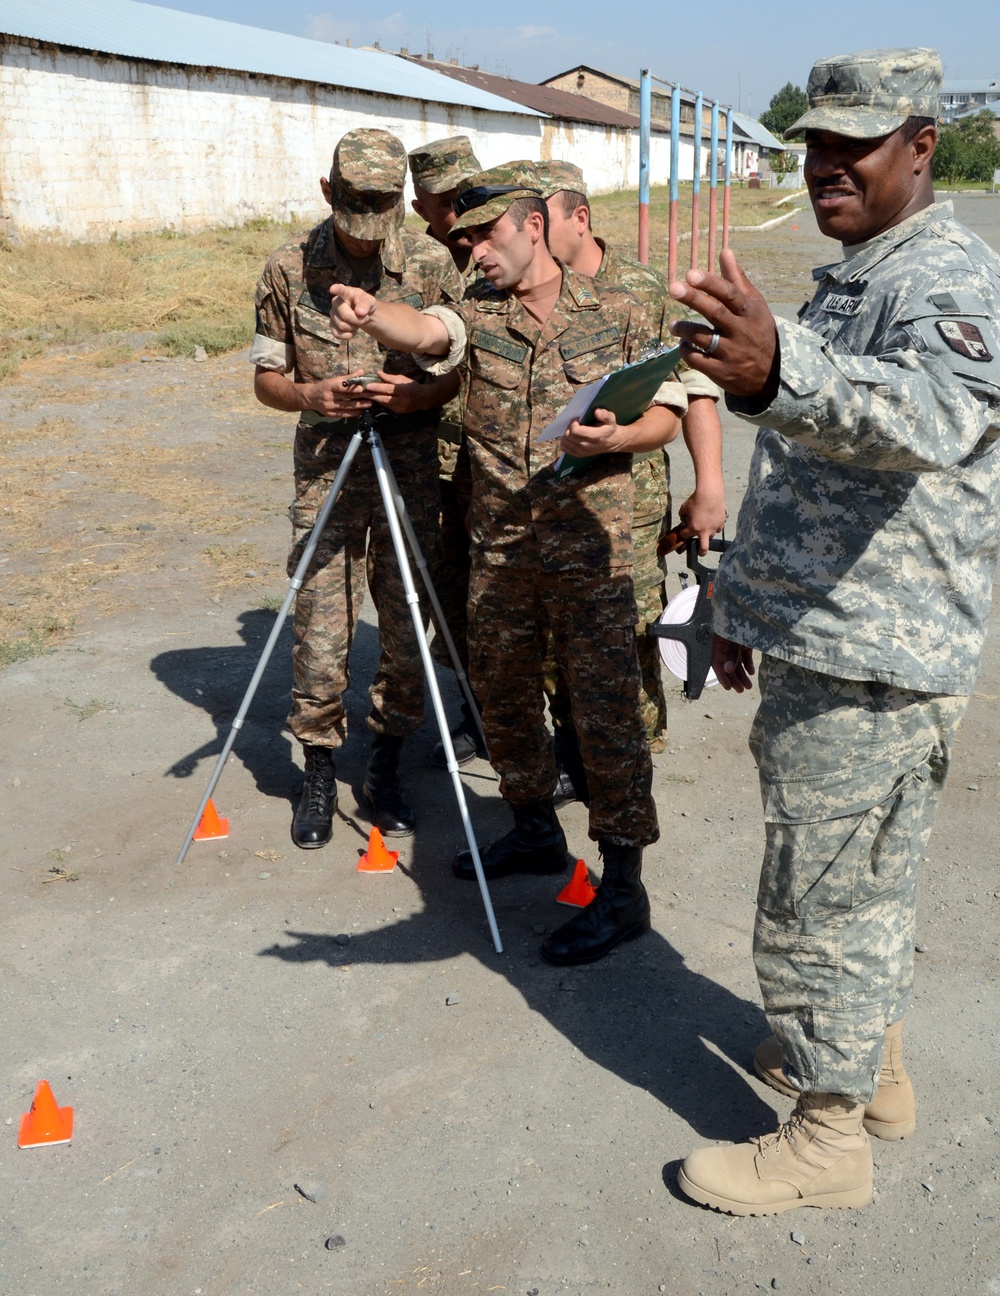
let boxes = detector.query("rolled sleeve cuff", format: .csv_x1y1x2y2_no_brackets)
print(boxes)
414,305,467,376
679,367,721,400
651,378,688,415
250,333,294,373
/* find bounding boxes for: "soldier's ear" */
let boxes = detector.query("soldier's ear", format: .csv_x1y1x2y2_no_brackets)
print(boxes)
320,176,333,206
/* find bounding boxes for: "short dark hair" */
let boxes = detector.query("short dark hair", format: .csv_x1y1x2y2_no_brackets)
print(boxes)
506,195,550,242
901,115,936,142
558,190,591,229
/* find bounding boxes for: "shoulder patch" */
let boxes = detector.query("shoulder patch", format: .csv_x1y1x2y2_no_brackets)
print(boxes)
394,292,424,310
560,326,622,361
469,328,529,365
936,320,994,363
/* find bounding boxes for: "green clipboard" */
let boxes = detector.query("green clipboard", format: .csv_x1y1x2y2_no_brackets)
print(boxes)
552,345,683,480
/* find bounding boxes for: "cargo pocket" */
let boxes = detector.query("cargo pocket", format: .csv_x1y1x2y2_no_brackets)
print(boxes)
757,762,924,922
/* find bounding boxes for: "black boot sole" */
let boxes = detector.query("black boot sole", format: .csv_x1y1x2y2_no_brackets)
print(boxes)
362,786,415,838
291,832,333,850
539,915,651,966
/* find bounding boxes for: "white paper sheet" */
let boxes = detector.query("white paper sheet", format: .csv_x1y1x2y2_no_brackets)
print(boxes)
534,374,608,443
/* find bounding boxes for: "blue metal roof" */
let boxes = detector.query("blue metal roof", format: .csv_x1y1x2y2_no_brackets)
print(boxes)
731,111,784,152
0,0,541,117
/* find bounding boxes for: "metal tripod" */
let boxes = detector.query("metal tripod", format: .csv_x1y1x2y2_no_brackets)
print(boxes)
175,412,502,954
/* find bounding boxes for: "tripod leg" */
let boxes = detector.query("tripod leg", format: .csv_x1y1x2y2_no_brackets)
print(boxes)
176,428,366,865
378,447,488,758
368,427,503,954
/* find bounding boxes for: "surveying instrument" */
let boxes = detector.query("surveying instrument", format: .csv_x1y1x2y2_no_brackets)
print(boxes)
176,405,503,954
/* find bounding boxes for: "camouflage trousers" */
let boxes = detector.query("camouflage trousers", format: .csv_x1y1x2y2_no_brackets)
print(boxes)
750,655,967,1104
468,563,658,847
286,420,440,748
430,440,473,674
544,452,671,744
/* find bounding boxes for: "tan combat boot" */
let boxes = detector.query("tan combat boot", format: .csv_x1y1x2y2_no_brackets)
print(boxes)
753,1018,916,1140
678,1092,873,1216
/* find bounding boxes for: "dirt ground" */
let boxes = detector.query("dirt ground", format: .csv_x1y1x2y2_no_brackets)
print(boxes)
2,198,1000,1296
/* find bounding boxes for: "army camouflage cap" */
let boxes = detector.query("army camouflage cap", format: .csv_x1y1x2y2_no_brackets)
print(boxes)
535,159,589,200
408,135,482,194
784,47,941,141
450,161,544,234
329,128,407,238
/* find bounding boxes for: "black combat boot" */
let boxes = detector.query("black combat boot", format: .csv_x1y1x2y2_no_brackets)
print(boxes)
452,798,572,881
291,745,338,849
540,841,650,965
363,733,415,837
552,723,590,809
431,697,489,768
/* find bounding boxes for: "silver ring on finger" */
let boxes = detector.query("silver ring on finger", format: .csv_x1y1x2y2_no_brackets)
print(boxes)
704,330,721,356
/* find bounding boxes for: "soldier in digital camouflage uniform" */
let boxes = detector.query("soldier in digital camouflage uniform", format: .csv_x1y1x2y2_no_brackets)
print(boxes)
329,162,688,965
252,128,463,849
668,49,1000,1215
536,160,726,800
407,136,488,764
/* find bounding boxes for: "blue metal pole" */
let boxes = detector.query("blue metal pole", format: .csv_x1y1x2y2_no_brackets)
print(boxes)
668,85,680,282
638,68,651,263
723,106,734,249
708,100,719,270
690,91,703,269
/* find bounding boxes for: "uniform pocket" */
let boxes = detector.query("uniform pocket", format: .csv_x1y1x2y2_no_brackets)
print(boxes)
758,762,924,921
562,344,621,387
292,304,340,347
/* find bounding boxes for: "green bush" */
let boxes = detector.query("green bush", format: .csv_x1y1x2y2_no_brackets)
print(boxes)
934,111,1000,185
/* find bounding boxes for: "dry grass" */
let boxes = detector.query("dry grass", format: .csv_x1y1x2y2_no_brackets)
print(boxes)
1,192,799,383
0,218,305,382
0,412,281,657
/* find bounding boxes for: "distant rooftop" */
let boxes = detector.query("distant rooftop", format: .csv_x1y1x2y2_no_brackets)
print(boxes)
0,0,541,116
399,55,672,133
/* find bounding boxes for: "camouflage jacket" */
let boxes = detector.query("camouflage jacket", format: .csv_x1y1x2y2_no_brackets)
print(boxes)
423,265,687,572
715,202,1000,695
252,218,463,428
597,240,720,401
437,248,481,450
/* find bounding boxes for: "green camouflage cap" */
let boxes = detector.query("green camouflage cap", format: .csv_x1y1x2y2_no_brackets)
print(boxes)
450,161,544,234
408,135,481,194
329,128,406,238
784,47,941,141
535,159,589,200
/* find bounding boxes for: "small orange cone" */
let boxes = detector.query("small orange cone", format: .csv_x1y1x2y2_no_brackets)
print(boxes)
193,798,229,841
18,1080,74,1149
556,858,597,907
357,826,399,873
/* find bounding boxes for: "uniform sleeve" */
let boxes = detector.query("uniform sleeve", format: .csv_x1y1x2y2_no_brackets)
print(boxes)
412,303,468,376
251,256,294,373
730,298,1000,472
678,362,721,401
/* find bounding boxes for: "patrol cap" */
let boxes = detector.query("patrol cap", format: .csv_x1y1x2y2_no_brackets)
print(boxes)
784,47,941,141
535,159,589,200
329,128,406,238
450,161,544,234
408,135,481,194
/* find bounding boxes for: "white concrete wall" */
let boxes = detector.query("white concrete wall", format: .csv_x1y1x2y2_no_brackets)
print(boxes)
540,119,695,192
0,38,697,241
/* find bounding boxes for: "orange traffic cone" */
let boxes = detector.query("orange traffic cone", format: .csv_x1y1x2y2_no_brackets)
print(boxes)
193,798,229,841
357,826,399,873
556,858,597,907
18,1080,74,1149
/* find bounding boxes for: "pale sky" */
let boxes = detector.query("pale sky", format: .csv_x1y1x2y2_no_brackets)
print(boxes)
154,0,999,117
